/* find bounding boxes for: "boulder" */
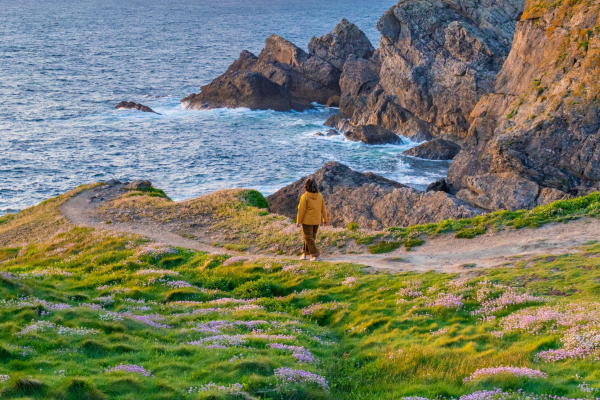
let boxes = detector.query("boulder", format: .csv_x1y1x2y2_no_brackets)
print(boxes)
344,125,403,145
403,139,462,160
308,18,375,70
315,129,340,137
116,101,159,114
266,162,480,229
125,180,153,190
447,0,600,210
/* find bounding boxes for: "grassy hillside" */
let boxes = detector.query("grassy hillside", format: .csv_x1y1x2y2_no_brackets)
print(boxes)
1,188,600,399
92,185,600,255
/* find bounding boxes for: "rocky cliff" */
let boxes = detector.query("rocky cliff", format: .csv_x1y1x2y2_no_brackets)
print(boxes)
343,0,526,142
447,0,600,210
267,162,480,229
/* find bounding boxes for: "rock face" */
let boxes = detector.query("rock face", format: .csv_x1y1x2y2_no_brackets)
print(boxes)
340,0,525,141
183,19,374,111
116,101,159,114
308,18,375,70
344,125,403,145
182,69,308,112
447,0,600,210
403,139,461,160
266,162,480,229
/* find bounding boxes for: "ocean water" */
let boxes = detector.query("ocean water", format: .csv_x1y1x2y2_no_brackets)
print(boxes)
0,0,450,215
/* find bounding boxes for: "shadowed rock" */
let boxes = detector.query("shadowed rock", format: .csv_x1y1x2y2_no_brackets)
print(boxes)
344,125,403,145
403,139,461,160
426,178,448,193
182,20,374,111
266,162,480,229
182,69,309,112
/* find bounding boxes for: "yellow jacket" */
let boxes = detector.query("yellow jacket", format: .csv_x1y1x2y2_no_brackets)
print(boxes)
297,192,327,225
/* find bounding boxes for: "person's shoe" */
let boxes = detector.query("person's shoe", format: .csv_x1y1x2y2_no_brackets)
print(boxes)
300,255,309,260
310,256,322,261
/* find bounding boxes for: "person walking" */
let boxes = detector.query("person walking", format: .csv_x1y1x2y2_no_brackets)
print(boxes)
296,178,327,261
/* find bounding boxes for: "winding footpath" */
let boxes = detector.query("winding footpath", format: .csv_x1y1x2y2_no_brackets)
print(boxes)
61,185,600,273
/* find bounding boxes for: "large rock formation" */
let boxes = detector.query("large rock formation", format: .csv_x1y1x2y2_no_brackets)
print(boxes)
447,0,599,210
183,19,375,111
266,162,480,229
341,0,526,142
403,139,461,160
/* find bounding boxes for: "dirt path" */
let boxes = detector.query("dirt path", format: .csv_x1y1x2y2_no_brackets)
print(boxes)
61,184,600,273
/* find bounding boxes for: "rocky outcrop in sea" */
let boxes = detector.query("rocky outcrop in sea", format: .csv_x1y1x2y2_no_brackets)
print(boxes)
181,19,374,112
116,101,159,114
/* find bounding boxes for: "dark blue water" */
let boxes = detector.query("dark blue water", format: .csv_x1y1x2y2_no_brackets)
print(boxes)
0,0,449,214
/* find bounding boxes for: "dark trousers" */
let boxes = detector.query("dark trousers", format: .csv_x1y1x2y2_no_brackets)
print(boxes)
302,224,320,257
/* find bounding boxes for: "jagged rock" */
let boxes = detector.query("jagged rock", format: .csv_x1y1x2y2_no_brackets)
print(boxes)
427,179,448,193
125,180,153,190
266,162,480,229
182,20,375,111
344,125,403,145
256,35,341,104
403,139,461,160
447,0,600,210
181,69,308,112
308,18,375,70
116,101,159,114
342,0,525,141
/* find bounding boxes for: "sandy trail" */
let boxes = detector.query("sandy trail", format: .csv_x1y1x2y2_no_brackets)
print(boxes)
61,184,600,273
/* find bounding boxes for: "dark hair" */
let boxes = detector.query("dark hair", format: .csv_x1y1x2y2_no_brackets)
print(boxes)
304,178,319,193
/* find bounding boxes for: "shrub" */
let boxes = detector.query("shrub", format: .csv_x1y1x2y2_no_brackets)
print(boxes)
347,221,359,231
455,227,486,239
368,241,401,254
357,235,381,245
241,190,268,209
404,238,425,250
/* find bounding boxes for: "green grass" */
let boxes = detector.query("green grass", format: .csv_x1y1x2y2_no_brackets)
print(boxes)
126,187,171,200
367,241,401,254
388,192,600,241
3,189,600,399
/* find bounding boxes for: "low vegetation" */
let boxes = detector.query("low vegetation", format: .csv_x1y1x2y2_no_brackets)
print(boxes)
1,187,600,399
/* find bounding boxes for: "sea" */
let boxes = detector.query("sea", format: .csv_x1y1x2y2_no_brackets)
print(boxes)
0,0,450,215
